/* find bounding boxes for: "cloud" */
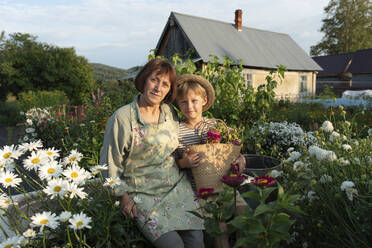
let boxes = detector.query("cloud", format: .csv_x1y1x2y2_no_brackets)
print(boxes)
0,0,329,68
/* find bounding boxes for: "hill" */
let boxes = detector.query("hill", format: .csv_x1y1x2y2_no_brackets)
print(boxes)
90,63,129,83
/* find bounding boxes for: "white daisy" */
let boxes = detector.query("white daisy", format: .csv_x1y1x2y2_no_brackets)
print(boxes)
268,169,282,178
322,121,334,132
287,147,295,152
342,144,352,151
67,182,87,199
340,181,355,191
18,140,43,153
0,159,15,172
0,193,14,209
0,145,22,162
293,161,306,171
38,161,63,180
43,178,69,199
63,165,91,185
90,164,108,175
0,235,25,248
307,191,318,202
329,131,340,141
59,211,72,222
42,147,60,160
30,211,59,231
68,212,92,230
63,149,83,166
0,171,22,188
23,228,36,238
368,128,372,136
103,177,122,188
23,150,48,171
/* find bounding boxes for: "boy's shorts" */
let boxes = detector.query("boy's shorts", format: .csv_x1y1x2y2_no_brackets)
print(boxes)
197,190,247,217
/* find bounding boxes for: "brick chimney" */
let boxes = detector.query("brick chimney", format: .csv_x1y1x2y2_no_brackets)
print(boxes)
235,9,242,31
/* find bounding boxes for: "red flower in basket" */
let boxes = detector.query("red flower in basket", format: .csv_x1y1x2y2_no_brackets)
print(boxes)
207,130,221,143
221,174,248,188
253,175,275,187
195,188,214,200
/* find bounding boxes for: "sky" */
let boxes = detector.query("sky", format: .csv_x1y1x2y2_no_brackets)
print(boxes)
0,0,330,69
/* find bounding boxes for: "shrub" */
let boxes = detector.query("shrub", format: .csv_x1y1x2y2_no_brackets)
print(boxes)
17,90,69,112
0,101,22,126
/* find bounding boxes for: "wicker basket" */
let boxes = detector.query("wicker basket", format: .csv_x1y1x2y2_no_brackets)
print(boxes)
187,119,241,192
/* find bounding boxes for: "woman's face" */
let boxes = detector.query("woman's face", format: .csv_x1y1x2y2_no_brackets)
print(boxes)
142,70,171,106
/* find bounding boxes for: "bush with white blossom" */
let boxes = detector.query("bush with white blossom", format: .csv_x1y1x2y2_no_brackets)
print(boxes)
247,121,317,157
277,119,372,247
0,141,148,247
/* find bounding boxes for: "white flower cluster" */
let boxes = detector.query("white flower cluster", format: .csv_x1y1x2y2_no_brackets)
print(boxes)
251,121,317,153
340,181,358,201
0,140,117,240
308,145,337,161
322,121,334,133
20,107,52,143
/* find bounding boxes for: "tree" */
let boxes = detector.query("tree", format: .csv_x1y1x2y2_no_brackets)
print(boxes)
310,0,372,56
0,32,96,104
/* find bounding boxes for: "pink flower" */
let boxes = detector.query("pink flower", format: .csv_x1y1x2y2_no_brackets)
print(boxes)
195,188,214,200
233,140,241,146
253,175,275,187
207,130,221,143
221,174,247,187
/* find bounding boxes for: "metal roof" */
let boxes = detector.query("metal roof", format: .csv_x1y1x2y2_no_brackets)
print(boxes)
312,48,372,76
170,12,322,71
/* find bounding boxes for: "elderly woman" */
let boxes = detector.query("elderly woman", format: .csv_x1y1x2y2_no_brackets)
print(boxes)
100,58,204,248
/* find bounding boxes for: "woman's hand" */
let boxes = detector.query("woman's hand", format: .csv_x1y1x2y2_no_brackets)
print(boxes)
233,154,246,174
119,193,137,219
177,148,201,169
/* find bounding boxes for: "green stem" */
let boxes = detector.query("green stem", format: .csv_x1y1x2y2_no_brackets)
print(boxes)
42,228,47,248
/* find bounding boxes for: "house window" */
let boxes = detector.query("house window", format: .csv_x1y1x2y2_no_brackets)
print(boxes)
300,75,308,93
243,73,253,88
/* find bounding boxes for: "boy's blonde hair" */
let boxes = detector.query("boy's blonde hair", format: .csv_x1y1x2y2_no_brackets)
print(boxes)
177,81,207,100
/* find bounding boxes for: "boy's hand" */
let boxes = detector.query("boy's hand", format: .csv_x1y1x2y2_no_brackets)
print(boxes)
179,148,201,168
232,154,246,174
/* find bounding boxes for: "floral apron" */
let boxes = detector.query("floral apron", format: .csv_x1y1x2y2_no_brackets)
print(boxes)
122,102,204,242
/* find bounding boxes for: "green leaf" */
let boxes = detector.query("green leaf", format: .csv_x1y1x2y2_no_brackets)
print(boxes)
241,191,260,202
261,187,277,202
254,204,274,217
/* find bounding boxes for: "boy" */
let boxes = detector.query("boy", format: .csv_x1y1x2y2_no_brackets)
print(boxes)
175,74,246,248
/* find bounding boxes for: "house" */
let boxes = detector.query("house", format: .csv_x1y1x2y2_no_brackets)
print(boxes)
155,10,322,100
312,49,372,96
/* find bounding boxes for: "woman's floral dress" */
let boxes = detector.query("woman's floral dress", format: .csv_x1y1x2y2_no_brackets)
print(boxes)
100,96,204,243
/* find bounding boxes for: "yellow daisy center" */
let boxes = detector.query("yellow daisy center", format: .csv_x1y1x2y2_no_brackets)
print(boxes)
4,200,10,205
40,219,48,225
258,179,268,184
47,168,55,174
3,152,11,159
71,172,78,178
0,164,4,168
231,174,237,177
70,157,76,161
54,186,62,192
109,180,115,185
5,244,14,248
76,221,83,227
5,178,13,183
32,158,40,164
47,152,53,156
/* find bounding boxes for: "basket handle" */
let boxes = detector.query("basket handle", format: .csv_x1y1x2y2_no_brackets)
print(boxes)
194,118,231,143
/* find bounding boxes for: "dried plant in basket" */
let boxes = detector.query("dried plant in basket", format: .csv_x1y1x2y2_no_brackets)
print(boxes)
187,119,241,192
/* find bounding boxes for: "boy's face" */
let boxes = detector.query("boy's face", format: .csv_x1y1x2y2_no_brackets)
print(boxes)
177,89,207,121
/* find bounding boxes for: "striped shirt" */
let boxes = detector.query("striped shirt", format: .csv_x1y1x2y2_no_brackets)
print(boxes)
177,118,214,192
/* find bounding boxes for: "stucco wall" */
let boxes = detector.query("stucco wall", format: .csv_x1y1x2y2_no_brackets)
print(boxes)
241,68,317,101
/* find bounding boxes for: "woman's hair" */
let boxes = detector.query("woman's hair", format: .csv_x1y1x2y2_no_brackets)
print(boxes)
176,80,207,100
134,58,177,104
